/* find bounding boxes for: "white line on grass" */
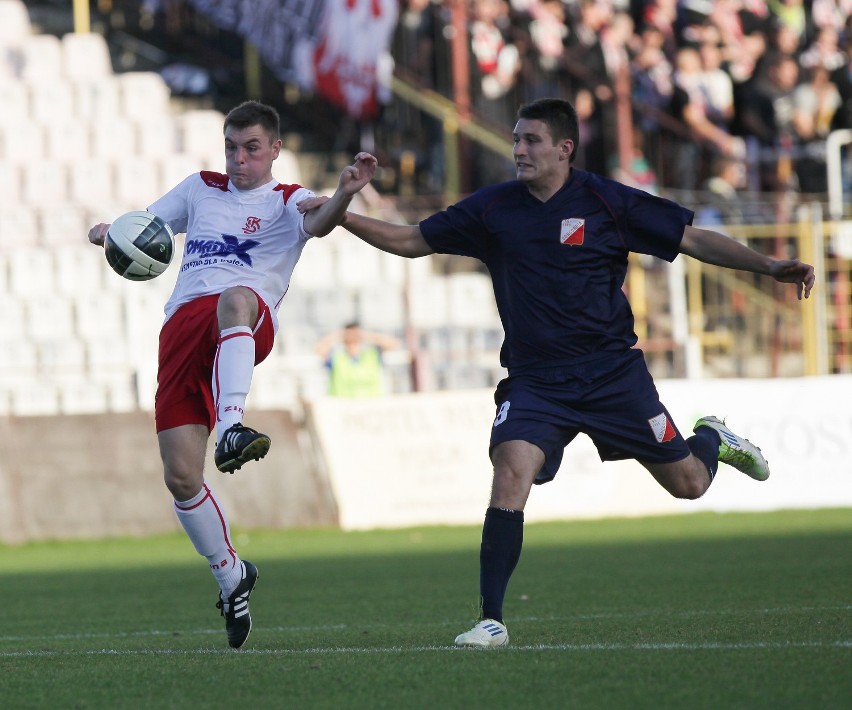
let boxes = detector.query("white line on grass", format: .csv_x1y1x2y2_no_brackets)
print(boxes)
0,640,850,658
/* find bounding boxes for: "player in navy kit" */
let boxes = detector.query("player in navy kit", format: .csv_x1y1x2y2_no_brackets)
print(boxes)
88,101,377,648
300,97,815,647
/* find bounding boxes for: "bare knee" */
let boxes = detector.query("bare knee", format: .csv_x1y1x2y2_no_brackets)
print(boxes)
217,286,258,329
643,457,711,500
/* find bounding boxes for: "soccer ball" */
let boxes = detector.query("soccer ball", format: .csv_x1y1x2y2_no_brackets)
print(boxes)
104,210,174,281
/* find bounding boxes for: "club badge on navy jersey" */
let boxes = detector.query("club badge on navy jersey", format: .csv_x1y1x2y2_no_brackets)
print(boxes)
560,218,585,245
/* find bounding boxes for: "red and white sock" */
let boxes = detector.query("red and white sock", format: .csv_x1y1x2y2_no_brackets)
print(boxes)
173,483,244,595
213,325,255,444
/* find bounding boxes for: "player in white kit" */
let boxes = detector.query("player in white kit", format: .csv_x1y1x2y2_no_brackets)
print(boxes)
88,101,378,647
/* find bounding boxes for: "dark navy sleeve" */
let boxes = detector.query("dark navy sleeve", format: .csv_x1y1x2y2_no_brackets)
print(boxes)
618,188,694,262
419,194,490,261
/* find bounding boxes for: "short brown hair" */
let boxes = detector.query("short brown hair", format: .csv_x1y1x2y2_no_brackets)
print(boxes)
223,101,280,143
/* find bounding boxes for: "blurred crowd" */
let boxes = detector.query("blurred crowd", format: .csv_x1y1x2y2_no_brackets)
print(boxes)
391,0,852,203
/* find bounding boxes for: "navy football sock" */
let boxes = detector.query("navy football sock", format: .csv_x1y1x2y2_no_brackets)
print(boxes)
688,426,721,482
479,506,524,623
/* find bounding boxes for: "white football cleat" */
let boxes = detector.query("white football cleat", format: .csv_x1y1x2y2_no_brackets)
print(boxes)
454,619,509,648
694,416,770,481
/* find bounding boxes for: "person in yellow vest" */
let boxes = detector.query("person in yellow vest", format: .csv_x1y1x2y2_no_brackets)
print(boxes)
315,321,401,397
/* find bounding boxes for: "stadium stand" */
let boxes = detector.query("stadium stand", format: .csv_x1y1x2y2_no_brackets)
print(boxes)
1,0,849,419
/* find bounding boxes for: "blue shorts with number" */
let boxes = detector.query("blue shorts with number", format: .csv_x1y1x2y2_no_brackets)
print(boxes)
489,349,692,484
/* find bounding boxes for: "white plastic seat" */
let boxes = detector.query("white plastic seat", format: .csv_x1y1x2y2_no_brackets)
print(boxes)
28,79,75,125
118,71,172,120
0,0,32,49
38,205,87,248
19,34,62,83
157,153,202,193
114,155,162,209
8,379,60,416
59,380,109,415
136,114,178,160
21,160,68,207
0,78,28,125
53,244,106,296
446,272,500,328
75,291,126,340
0,120,45,164
89,116,137,159
0,207,39,251
61,31,112,82
178,109,226,165
74,76,122,121
25,294,75,341
0,161,20,203
69,158,115,210
45,117,91,164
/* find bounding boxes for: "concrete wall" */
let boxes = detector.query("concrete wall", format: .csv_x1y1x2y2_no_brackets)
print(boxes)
0,410,337,544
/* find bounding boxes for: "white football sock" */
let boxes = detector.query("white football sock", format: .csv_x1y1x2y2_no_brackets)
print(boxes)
173,483,244,595
213,325,255,444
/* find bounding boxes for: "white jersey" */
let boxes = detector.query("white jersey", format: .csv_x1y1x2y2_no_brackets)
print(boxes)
149,170,315,331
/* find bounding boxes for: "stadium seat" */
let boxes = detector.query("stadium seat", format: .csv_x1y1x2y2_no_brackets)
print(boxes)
157,153,203,194
19,34,62,83
0,161,20,204
59,380,109,415
38,205,87,248
26,294,75,341
37,337,87,382
289,239,336,288
135,114,178,160
408,276,449,329
333,228,383,289
0,78,28,125
28,79,75,125
358,285,406,331
20,160,69,207
114,156,162,209
45,117,92,164
0,207,39,251
69,158,116,210
0,0,31,49
274,148,303,184
8,379,61,416
74,76,122,121
118,71,172,121
53,244,106,296
61,31,113,82
74,291,126,340
446,272,500,328
0,120,45,164
177,109,226,166
89,116,137,159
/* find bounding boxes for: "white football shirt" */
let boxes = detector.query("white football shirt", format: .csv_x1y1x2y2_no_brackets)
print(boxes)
149,171,315,331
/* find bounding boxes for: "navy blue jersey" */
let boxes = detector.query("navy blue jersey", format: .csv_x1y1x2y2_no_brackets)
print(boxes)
419,169,694,371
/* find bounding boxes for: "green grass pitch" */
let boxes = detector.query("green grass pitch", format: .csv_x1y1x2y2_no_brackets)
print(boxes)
1,509,849,709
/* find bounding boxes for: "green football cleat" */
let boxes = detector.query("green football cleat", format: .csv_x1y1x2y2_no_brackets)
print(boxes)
694,416,770,481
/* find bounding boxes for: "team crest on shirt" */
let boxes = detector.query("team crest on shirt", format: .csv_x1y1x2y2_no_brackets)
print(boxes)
648,412,677,443
560,218,585,245
243,216,261,234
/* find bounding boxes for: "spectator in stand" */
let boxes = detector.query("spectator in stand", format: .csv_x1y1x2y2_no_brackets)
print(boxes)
738,53,801,191
470,0,522,106
698,23,736,131
669,46,744,189
792,64,842,192
768,0,809,42
799,25,847,72
564,0,615,174
524,0,571,99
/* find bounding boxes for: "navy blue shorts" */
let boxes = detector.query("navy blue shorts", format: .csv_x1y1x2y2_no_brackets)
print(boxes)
489,349,691,484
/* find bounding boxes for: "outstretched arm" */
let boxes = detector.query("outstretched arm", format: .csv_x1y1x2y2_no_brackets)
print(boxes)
303,152,378,237
679,225,815,300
